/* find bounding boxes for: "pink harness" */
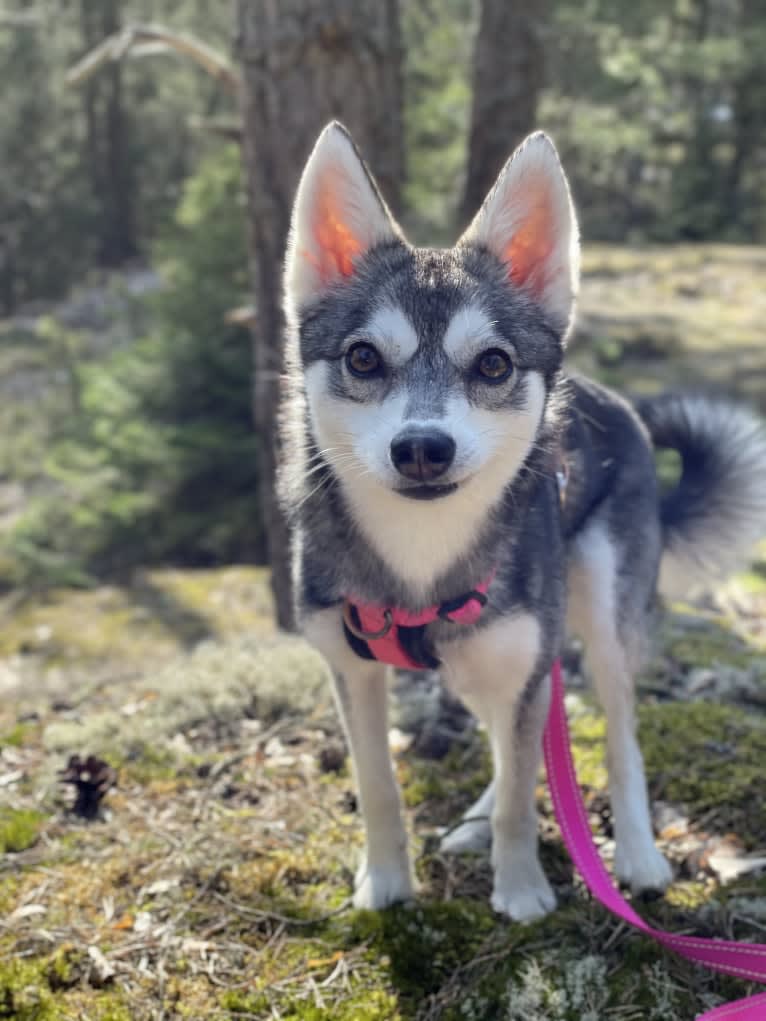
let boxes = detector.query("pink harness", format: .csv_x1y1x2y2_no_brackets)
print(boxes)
545,658,766,1020
342,572,495,670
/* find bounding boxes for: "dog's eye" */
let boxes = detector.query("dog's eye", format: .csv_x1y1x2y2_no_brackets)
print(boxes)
475,348,513,382
346,342,382,378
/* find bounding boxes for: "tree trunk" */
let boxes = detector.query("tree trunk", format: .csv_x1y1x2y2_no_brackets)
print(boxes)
459,0,547,228
80,0,137,265
720,0,766,235
236,0,404,630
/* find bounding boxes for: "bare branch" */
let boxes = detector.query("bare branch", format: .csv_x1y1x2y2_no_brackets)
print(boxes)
65,22,241,95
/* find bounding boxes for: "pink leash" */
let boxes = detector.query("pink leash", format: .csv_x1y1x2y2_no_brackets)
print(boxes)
544,658,766,1020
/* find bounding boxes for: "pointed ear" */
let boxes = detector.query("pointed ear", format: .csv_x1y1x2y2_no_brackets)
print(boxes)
459,132,580,334
285,122,400,310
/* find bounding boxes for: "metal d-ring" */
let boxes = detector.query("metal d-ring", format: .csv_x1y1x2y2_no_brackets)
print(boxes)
342,601,393,641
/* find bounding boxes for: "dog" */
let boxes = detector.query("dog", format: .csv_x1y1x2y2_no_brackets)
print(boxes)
279,122,766,921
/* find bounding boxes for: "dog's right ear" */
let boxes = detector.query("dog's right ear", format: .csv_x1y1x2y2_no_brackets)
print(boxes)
285,122,400,310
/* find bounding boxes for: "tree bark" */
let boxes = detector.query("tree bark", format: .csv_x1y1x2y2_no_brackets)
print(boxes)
236,0,404,630
79,0,137,265
459,0,547,228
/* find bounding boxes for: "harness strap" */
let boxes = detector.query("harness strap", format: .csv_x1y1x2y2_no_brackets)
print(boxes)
342,573,495,669
545,659,766,1019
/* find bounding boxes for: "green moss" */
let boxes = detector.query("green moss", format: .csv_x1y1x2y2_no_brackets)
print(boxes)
0,877,19,915
639,701,766,847
568,702,609,790
0,808,44,853
1,722,32,748
0,952,132,1021
0,959,55,1020
401,763,448,807
120,743,177,784
221,988,400,1021
45,945,84,991
344,901,496,1005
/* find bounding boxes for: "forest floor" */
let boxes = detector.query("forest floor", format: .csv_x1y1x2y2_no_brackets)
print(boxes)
1,245,766,1020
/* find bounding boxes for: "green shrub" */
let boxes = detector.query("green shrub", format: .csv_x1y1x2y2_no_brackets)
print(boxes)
6,146,263,587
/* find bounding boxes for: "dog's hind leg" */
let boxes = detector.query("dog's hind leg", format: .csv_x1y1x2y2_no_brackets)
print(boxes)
439,779,494,853
440,614,556,922
568,522,672,894
304,608,414,910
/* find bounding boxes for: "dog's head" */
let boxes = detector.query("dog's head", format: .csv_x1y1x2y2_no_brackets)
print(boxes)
284,122,579,536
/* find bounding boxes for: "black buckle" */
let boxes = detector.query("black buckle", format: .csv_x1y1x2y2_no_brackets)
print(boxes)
437,589,488,622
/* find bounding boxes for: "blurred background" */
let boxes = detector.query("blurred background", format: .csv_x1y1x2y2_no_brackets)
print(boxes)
1,5,765,1019
0,0,764,614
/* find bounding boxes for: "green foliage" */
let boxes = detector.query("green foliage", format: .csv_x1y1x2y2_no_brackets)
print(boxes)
0,0,236,311
543,0,766,242
6,146,262,586
402,0,766,243
402,0,475,242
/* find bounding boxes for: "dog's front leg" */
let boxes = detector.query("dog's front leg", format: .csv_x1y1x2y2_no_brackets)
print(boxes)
304,608,414,910
441,614,555,922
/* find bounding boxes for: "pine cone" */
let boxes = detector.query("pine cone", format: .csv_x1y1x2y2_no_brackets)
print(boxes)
59,754,117,819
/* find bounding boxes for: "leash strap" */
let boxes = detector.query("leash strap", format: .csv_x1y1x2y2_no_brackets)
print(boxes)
544,658,766,1020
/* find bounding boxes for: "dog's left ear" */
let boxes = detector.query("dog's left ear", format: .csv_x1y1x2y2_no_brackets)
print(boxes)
459,132,580,335
285,121,401,311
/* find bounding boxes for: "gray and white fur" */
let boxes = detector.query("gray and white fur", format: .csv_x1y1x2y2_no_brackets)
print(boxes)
280,122,766,920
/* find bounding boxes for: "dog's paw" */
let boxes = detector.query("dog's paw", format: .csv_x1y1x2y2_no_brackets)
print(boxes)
491,872,556,922
439,817,492,855
615,841,672,895
490,849,556,922
353,859,414,910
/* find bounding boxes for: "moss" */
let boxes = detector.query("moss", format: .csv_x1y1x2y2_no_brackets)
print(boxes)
119,743,177,784
221,988,400,1021
0,953,132,1021
0,959,55,1020
0,808,44,853
662,617,756,669
1,722,33,748
343,901,496,1005
45,945,85,991
400,762,448,807
639,701,766,847
568,705,609,790
0,876,19,914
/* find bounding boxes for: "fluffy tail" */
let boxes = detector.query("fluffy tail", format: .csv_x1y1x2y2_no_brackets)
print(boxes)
635,393,766,597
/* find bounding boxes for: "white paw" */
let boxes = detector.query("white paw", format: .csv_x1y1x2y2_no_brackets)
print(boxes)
353,859,414,910
490,850,556,922
440,818,492,855
615,840,673,894
491,873,556,922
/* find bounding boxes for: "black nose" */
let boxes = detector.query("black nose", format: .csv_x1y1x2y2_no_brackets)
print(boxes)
390,429,456,482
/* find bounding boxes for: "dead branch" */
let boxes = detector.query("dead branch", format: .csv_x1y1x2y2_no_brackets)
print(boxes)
65,22,241,95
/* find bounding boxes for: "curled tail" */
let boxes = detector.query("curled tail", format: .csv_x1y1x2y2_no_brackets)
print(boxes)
635,393,766,596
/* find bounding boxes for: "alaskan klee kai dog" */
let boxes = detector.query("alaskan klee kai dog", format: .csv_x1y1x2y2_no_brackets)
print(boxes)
280,123,766,921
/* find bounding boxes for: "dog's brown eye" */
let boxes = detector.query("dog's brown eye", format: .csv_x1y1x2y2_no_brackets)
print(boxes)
346,342,382,378
476,348,513,382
